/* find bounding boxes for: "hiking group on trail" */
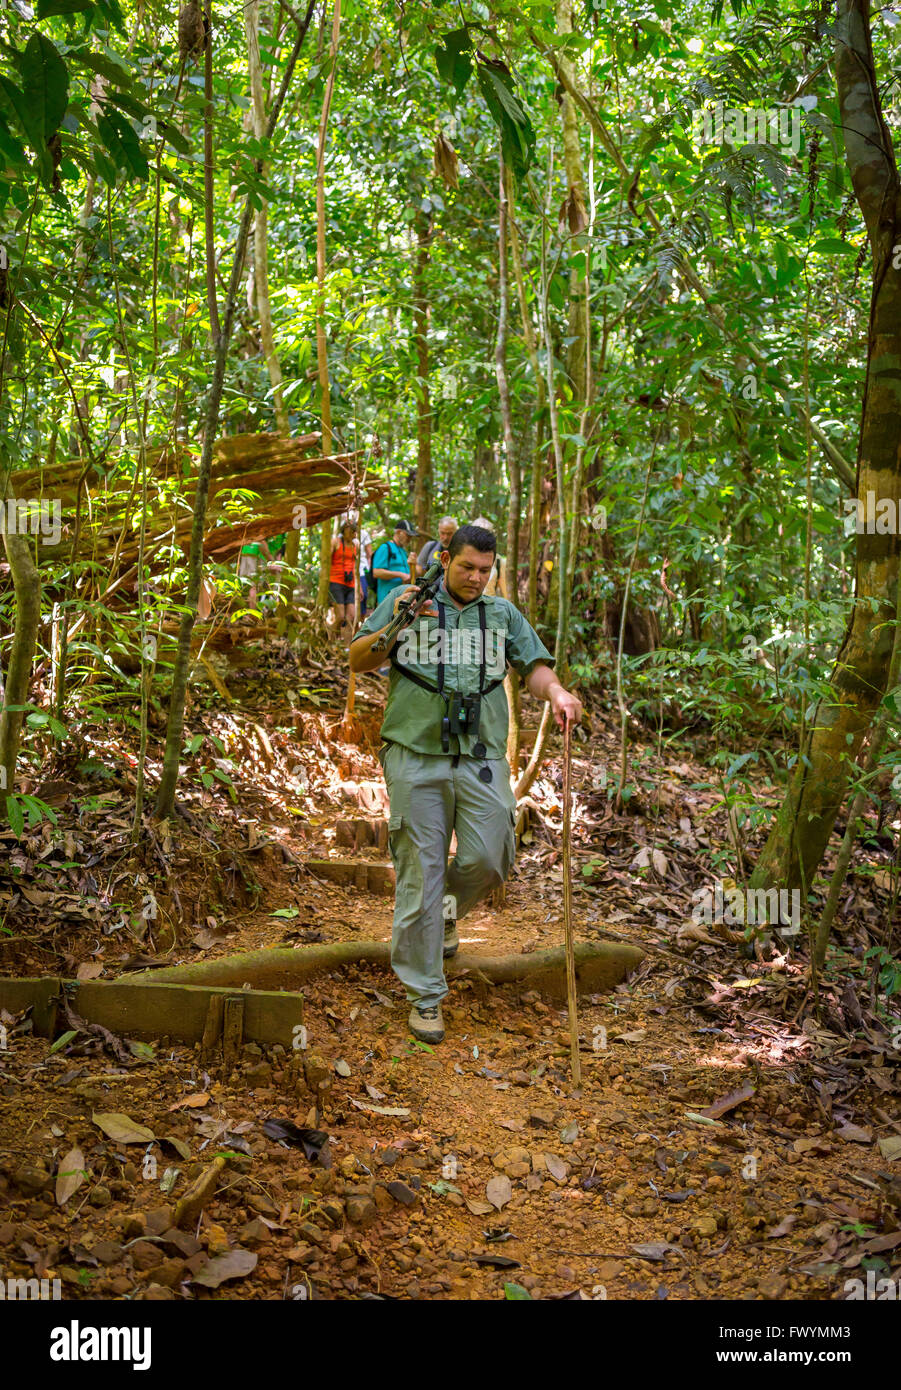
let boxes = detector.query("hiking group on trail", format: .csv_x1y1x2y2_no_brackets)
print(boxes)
322,512,511,638
350,522,582,1044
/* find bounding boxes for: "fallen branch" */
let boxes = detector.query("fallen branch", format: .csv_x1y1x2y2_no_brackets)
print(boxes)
123,938,644,1004
174,1154,227,1229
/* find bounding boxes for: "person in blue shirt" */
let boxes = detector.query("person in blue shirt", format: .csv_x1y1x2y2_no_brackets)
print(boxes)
371,520,415,605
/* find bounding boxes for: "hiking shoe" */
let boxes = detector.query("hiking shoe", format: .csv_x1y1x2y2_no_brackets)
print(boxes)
409,1002,445,1044
443,919,459,958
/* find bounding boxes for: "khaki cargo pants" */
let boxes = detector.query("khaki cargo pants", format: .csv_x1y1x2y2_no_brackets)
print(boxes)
379,742,517,1007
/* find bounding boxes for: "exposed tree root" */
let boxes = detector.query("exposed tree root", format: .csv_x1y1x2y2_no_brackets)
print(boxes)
124,939,644,1004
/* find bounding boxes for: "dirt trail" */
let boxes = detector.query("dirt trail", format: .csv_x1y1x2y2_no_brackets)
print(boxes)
0,655,899,1301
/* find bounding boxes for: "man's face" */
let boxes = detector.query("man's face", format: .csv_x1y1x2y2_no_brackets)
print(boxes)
443,544,496,602
438,520,457,549
394,528,410,548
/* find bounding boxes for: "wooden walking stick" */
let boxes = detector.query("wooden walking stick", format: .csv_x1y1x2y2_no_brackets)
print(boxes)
562,719,581,1086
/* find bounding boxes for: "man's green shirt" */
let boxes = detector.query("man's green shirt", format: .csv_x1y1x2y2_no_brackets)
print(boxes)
356,582,553,759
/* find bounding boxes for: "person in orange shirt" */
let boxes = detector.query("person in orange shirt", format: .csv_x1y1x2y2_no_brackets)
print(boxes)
329,518,359,642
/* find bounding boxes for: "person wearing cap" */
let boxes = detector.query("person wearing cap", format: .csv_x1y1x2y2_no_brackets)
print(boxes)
350,522,582,1045
370,520,415,606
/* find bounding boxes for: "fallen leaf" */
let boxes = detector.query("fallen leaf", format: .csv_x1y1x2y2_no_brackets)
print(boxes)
486,1175,512,1210
560,1121,579,1144
652,849,668,876
192,1248,257,1287
677,922,719,946
92,1111,155,1144
835,1123,872,1144
793,1137,832,1155
428,1180,461,1198
160,1167,180,1195
861,1231,901,1253
700,1084,755,1120
350,1100,410,1118
766,1215,797,1239
545,1154,567,1182
21,887,52,906
684,1112,723,1127
193,929,226,949
262,1119,330,1164
472,1252,519,1269
159,1136,191,1161
465,1198,494,1216
55,1147,86,1207
631,1242,681,1261
168,1093,210,1112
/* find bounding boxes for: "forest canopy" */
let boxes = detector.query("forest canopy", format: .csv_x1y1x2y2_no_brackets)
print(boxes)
0,0,899,957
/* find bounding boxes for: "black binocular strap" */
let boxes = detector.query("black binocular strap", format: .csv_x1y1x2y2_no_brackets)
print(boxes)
389,605,505,706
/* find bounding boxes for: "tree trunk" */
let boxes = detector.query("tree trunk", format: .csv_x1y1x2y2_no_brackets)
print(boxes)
315,0,341,610
473,441,489,515
537,160,571,681
750,0,901,901
203,0,221,346
155,3,316,819
556,0,588,393
246,0,288,434
814,563,901,965
412,209,433,535
0,533,40,819
495,151,524,772
496,154,521,606
506,169,546,629
246,0,295,627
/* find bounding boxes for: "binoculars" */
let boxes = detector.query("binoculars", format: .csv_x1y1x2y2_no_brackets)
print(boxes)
441,692,481,751
448,691,481,735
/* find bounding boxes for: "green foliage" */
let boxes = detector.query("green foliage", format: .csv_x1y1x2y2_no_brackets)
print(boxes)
0,0,896,890
862,947,901,999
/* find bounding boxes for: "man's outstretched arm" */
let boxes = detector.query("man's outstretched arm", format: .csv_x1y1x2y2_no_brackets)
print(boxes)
349,625,392,673
524,662,583,728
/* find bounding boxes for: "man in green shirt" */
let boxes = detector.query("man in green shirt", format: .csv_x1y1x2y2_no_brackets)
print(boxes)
350,523,582,1043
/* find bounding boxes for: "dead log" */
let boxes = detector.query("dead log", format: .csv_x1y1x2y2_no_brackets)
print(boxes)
303,859,395,894
123,939,645,1003
3,435,388,576
334,819,388,852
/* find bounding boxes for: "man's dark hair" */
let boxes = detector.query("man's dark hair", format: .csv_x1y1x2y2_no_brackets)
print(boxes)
448,523,496,560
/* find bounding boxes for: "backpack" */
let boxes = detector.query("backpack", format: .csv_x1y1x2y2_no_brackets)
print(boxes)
373,540,407,584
